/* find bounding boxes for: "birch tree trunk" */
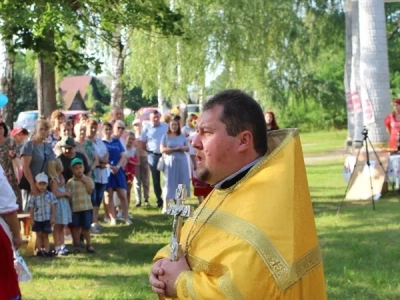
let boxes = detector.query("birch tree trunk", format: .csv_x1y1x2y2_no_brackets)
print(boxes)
350,0,363,145
344,2,354,143
0,37,15,127
110,31,127,109
157,67,167,111
359,0,391,144
198,69,206,112
176,40,186,105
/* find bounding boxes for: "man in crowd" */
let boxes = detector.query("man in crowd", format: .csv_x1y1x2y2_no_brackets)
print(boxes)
181,114,197,138
140,111,168,208
58,136,91,182
149,89,326,299
110,107,123,127
113,120,127,149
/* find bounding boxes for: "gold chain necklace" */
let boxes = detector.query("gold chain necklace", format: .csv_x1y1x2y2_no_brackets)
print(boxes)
184,189,231,256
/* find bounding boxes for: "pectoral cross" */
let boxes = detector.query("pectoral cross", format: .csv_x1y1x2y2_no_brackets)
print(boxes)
166,184,192,261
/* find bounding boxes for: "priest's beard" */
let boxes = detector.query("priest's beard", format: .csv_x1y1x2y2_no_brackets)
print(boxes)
197,167,211,183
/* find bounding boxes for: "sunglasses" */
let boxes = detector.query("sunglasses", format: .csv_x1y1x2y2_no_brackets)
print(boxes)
117,127,125,130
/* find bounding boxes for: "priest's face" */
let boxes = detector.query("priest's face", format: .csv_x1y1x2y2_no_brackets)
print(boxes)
192,105,238,184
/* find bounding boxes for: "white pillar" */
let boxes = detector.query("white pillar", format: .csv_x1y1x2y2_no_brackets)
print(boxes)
350,0,363,143
359,0,391,143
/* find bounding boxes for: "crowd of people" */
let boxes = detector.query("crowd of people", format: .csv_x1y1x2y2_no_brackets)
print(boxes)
0,103,281,258
0,106,235,256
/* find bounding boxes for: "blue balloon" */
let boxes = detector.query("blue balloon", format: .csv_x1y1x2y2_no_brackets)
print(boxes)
0,93,8,108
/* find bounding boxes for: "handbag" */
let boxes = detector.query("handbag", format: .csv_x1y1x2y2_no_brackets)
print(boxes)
18,142,47,191
9,139,23,182
12,157,23,182
18,175,31,191
157,154,165,171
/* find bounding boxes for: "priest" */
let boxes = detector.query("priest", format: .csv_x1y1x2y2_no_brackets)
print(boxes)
149,89,326,299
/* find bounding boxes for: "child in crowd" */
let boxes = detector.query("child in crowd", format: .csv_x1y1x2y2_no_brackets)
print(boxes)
78,113,88,125
28,173,57,257
53,123,73,156
48,159,72,256
66,157,95,253
125,131,139,208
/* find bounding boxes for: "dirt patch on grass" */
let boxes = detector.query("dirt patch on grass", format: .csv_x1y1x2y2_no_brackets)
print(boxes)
304,148,348,164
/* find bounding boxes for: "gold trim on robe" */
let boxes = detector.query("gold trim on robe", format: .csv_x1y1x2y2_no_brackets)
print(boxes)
190,207,323,291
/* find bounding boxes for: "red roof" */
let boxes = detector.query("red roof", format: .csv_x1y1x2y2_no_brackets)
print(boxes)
59,75,92,109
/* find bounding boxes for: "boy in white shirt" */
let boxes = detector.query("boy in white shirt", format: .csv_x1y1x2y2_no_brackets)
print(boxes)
28,173,56,257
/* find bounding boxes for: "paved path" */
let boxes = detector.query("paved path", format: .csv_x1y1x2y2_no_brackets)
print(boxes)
304,150,348,164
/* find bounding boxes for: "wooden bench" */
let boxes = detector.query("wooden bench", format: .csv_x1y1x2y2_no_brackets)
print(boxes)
17,213,31,237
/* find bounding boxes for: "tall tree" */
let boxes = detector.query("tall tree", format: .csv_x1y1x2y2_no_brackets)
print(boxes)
0,0,181,117
84,0,182,109
0,1,101,117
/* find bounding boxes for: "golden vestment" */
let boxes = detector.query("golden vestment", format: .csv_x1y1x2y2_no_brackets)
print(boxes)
154,129,326,300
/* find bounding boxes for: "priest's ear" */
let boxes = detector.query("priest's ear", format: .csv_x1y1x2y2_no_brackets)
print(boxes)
237,130,253,153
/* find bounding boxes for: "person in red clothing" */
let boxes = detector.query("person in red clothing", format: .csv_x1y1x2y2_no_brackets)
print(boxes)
384,99,400,150
0,164,22,300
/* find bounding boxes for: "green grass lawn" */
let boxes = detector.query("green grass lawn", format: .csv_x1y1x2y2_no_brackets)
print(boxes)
301,129,347,156
20,207,169,300
308,159,400,300
19,130,400,299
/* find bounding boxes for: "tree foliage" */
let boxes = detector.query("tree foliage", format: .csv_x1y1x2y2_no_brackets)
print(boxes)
386,2,400,98
202,0,347,130
0,0,183,114
0,1,101,72
125,0,348,129
124,86,159,111
4,0,400,131
13,52,37,117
